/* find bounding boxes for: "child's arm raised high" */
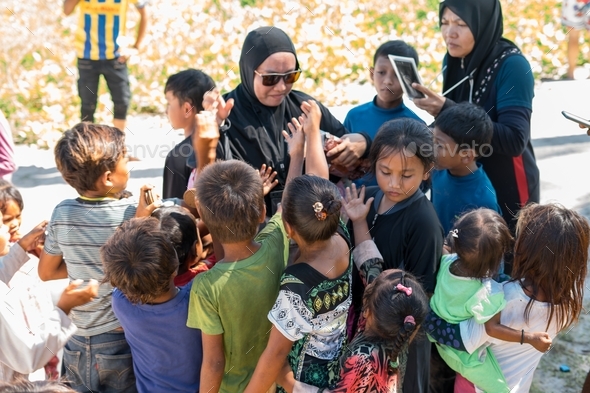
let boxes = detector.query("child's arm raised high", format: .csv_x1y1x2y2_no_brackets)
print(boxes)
300,100,329,179
282,117,305,185
194,111,220,173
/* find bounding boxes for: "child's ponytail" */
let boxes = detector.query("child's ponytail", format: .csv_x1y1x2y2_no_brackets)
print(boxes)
387,314,418,371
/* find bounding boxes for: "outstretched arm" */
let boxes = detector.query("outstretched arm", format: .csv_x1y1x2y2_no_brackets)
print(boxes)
484,313,551,352
194,111,220,173
282,118,305,185
300,100,328,179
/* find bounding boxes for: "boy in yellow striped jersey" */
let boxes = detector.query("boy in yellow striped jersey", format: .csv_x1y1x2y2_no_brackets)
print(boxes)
64,0,148,133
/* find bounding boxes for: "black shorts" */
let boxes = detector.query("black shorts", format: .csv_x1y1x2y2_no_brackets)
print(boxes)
77,58,131,119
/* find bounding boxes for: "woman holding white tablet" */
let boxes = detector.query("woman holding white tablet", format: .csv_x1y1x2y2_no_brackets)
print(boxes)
412,0,539,233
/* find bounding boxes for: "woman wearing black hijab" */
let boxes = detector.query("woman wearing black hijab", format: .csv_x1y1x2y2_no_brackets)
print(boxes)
413,0,540,232
208,26,369,215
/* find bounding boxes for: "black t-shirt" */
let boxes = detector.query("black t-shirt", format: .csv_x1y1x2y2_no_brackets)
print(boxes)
362,186,443,293
162,136,193,200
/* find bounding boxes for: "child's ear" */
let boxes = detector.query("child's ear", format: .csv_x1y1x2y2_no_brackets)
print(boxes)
183,102,195,118
422,163,434,181
102,170,113,188
283,220,295,240
369,67,375,82
259,204,267,223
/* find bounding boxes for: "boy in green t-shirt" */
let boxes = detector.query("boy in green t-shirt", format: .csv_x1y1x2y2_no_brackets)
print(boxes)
187,159,289,393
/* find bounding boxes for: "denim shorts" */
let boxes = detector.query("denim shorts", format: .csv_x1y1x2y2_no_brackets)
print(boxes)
62,330,137,393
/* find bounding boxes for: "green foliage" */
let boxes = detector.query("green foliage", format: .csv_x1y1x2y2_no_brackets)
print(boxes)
240,0,257,7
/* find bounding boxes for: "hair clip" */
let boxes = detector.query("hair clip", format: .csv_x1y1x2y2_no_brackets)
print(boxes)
450,229,459,239
404,315,416,325
313,202,327,221
396,283,412,296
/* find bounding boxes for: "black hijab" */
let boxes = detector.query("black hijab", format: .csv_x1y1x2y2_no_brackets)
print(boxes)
222,27,345,187
440,0,518,105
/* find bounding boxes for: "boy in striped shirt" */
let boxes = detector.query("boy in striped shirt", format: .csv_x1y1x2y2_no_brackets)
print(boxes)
64,0,149,133
38,123,150,392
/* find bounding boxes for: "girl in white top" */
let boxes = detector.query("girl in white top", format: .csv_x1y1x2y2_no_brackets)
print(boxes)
429,203,590,392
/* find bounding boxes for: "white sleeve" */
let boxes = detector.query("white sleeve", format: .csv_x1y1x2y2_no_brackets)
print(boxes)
268,290,313,342
0,281,77,374
460,317,490,354
0,243,29,284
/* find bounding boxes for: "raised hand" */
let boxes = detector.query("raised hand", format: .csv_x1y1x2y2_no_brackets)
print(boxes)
282,117,305,157
17,220,48,253
300,100,322,136
202,89,235,126
259,164,279,196
342,184,373,223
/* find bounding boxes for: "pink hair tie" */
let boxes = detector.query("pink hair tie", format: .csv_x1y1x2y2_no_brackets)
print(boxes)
396,283,412,296
404,315,416,325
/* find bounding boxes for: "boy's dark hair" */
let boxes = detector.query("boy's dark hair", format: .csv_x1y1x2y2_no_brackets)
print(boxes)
55,123,126,195
362,269,428,371
195,160,264,244
164,69,216,112
151,206,199,270
513,203,590,331
0,180,23,213
447,208,513,279
369,118,436,176
101,217,179,304
374,40,419,66
283,175,342,244
434,102,493,157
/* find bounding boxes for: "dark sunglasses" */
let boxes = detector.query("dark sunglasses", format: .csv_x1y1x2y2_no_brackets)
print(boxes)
254,69,302,86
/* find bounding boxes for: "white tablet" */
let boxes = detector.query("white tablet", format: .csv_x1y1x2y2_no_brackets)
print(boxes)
388,55,426,100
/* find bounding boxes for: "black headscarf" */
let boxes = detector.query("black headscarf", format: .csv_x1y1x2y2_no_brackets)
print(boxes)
440,0,518,104
221,27,346,185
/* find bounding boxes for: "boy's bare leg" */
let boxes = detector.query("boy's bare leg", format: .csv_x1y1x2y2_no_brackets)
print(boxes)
567,29,580,79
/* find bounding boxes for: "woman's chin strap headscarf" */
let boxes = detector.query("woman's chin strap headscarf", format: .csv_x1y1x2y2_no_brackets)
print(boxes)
440,0,517,104
238,27,300,104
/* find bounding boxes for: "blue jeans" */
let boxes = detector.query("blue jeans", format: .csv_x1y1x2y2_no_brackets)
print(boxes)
62,331,137,393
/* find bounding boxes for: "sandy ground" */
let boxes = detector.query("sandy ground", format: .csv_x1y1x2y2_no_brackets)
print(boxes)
8,79,590,390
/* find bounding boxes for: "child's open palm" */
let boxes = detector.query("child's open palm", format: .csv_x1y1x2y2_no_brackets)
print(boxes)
282,117,305,156
259,164,278,196
300,100,322,135
342,184,374,223
202,88,234,126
